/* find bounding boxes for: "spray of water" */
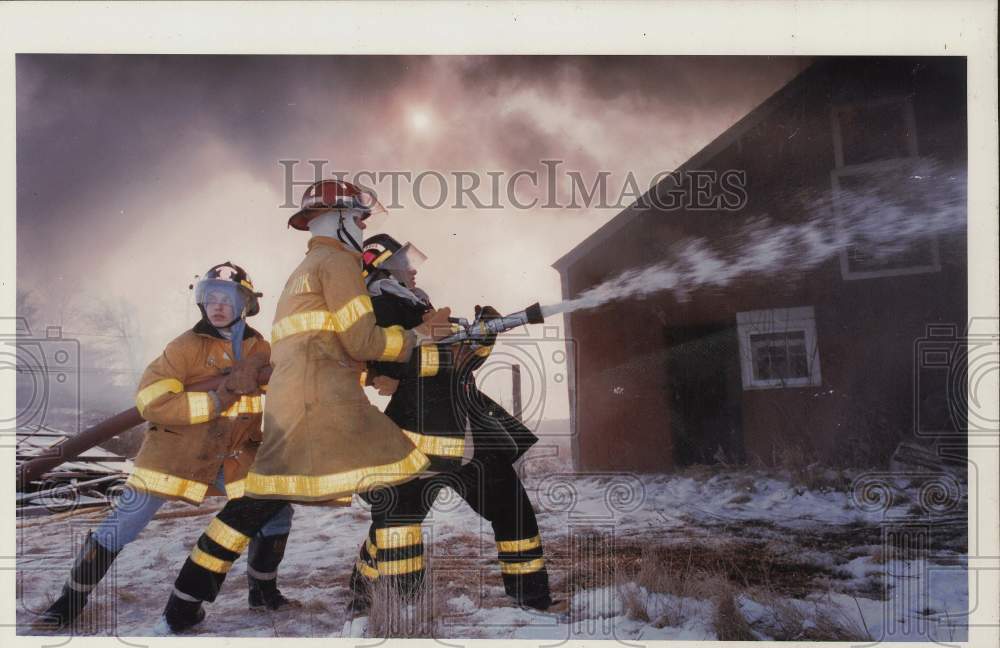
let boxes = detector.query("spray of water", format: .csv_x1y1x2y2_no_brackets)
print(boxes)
542,158,966,318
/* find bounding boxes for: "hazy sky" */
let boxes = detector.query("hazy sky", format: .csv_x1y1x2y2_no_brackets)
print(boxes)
16,55,808,419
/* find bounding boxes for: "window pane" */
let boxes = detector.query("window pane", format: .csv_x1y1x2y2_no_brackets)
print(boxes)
750,331,808,381
835,164,943,276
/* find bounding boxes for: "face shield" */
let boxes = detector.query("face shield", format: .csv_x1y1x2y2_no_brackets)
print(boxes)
354,186,389,232
194,279,248,328
380,242,427,288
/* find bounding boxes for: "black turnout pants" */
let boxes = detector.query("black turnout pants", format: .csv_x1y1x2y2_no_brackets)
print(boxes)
173,497,289,603
350,458,551,607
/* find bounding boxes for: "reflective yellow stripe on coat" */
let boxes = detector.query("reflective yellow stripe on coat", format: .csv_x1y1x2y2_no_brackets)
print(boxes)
187,392,212,424
271,297,405,361
403,430,465,458
221,395,263,418
224,479,247,499
419,345,440,377
245,448,429,500
379,326,405,361
271,295,375,343
126,467,209,503
135,378,184,415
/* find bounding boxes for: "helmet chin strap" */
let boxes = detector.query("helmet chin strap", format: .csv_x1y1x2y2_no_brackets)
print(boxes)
309,210,364,252
337,217,363,252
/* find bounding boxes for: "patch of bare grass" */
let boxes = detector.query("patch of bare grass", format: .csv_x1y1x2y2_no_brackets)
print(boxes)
741,587,871,641
772,442,852,492
713,582,756,640
366,575,441,638
618,545,733,630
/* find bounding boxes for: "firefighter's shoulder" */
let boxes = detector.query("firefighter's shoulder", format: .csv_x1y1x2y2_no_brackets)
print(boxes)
157,328,216,370
314,243,364,278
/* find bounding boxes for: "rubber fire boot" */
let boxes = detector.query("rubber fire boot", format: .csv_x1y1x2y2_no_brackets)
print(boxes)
34,531,120,630
247,533,299,611
162,591,206,633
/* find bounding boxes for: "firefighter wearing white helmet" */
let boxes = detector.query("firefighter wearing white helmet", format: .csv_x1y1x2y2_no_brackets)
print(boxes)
35,262,297,632
158,180,453,632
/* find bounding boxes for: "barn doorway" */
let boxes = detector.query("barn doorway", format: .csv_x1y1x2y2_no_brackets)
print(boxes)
665,322,744,466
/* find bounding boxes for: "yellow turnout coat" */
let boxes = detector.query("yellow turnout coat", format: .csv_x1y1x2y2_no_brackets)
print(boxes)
245,236,430,502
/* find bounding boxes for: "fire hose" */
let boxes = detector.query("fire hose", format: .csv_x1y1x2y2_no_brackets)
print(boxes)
16,366,273,488
18,303,545,488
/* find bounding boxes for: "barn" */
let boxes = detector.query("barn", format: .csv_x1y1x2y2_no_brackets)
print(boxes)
552,57,967,472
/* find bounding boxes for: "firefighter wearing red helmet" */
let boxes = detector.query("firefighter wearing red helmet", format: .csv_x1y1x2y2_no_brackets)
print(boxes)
287,178,383,251
158,180,452,632
35,262,298,632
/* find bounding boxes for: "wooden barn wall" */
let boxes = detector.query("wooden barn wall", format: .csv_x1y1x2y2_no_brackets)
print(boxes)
563,58,967,471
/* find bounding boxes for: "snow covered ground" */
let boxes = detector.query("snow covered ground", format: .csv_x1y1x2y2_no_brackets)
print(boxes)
16,443,968,641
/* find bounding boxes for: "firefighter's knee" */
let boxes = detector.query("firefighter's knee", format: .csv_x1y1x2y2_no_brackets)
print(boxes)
258,503,294,537
175,528,246,602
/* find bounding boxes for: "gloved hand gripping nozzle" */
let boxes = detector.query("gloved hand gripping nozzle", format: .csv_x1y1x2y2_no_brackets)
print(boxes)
439,302,545,345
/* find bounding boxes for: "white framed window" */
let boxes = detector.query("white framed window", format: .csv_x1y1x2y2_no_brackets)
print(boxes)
736,307,822,390
829,96,940,280
830,161,942,280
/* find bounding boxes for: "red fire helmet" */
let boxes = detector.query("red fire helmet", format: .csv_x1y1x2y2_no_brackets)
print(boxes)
288,179,386,231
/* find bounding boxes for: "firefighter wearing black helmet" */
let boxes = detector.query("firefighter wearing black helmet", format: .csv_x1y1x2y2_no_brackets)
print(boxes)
346,234,553,632
33,262,297,632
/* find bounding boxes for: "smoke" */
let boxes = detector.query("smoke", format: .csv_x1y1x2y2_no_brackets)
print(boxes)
543,158,966,318
14,55,812,422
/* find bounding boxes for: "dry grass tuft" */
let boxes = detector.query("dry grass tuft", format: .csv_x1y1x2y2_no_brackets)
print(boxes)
565,531,842,604
619,584,650,623
617,545,732,630
607,540,870,641
366,576,439,638
742,587,871,641
771,442,853,492
713,583,756,641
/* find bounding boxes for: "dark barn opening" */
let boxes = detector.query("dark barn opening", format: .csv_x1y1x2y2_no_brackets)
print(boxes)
665,322,744,466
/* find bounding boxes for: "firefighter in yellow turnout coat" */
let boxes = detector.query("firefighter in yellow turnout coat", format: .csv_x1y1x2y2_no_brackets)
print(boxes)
35,263,296,632
244,234,430,500
159,180,447,633
129,317,268,503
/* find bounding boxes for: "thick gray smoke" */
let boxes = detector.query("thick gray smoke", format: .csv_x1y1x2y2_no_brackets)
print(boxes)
542,158,966,318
